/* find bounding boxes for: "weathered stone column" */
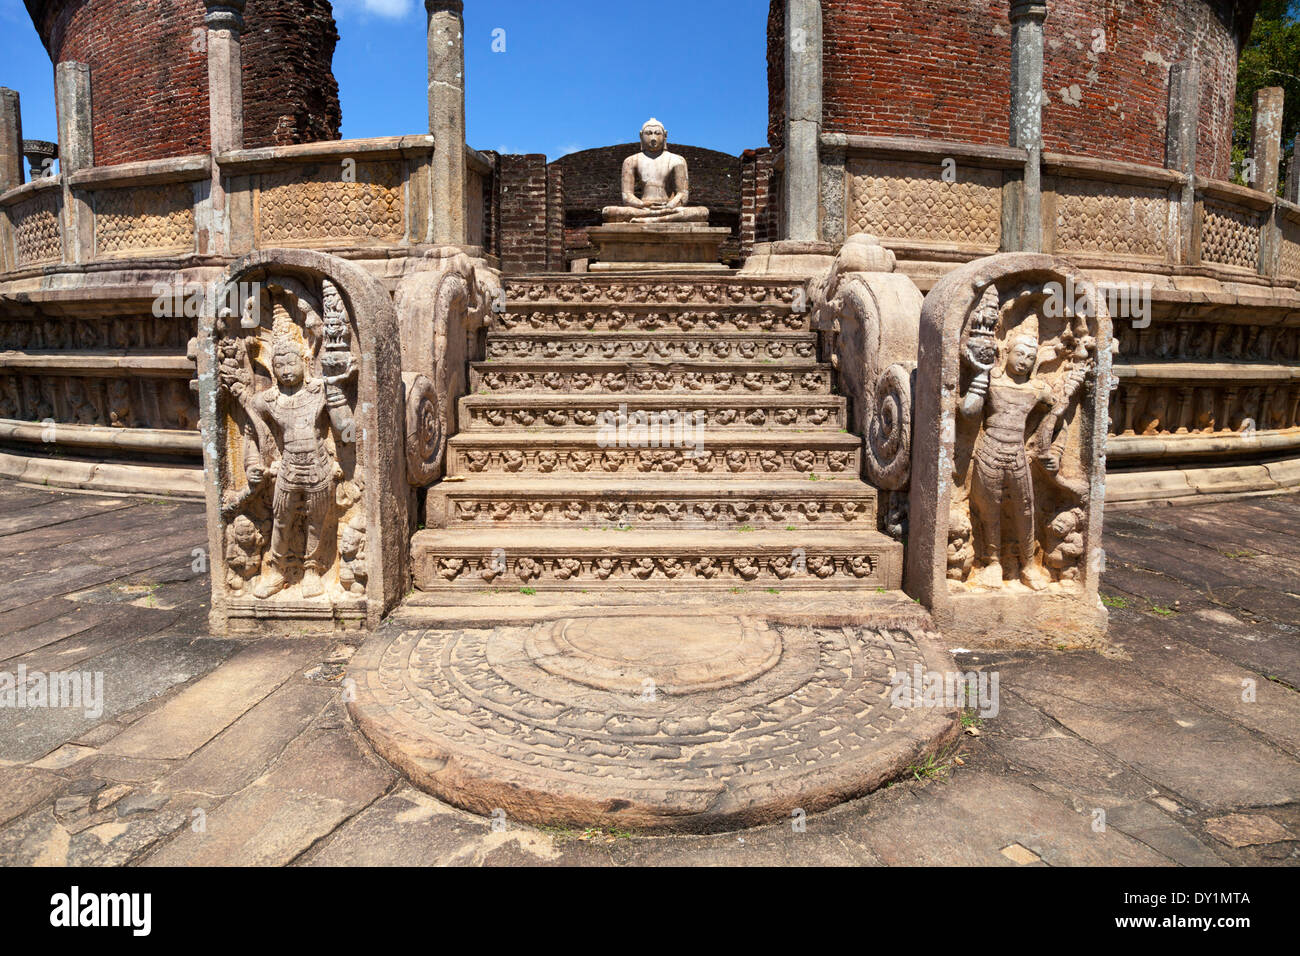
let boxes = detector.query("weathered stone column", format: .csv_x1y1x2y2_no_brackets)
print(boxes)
1251,87,1284,276
54,63,93,174
203,0,245,256
1286,145,1300,205
783,0,822,242
1164,61,1199,264
1250,87,1284,194
427,0,467,245
1008,0,1047,253
0,88,22,193
55,62,93,263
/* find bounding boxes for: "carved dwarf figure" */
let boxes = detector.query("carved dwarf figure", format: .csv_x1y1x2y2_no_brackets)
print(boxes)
946,506,975,581
224,334,355,599
602,119,710,224
1044,507,1086,582
225,514,264,594
338,514,368,595
961,323,1056,590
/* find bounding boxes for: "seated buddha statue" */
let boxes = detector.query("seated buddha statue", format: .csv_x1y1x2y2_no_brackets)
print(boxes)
601,119,710,224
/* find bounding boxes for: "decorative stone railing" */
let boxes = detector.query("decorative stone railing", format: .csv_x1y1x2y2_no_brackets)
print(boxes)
69,156,210,261
1,176,64,271
0,135,502,273
217,137,436,253
823,134,1299,286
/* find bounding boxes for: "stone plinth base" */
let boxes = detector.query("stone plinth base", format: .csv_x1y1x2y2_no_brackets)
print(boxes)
740,240,837,277
588,223,729,272
932,589,1109,651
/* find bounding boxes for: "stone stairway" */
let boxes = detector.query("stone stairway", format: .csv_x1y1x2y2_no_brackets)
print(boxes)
410,273,903,593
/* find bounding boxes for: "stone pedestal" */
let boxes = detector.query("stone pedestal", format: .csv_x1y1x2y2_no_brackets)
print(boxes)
740,239,837,277
588,223,729,272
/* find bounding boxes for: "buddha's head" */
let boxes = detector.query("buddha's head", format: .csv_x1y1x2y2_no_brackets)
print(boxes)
640,119,666,154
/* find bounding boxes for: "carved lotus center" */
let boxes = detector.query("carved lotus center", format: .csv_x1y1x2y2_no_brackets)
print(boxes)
524,615,782,695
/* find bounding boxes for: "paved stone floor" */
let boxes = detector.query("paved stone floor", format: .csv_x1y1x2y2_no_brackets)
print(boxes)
1,478,1298,866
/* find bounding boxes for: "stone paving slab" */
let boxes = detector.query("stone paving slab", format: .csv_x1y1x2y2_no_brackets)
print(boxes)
97,641,324,761
1006,656,1300,810
163,681,336,797
143,720,396,866
0,634,241,763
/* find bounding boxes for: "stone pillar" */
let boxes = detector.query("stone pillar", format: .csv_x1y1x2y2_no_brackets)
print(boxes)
1250,87,1284,195
1009,1,1047,253
1251,86,1284,276
427,0,467,246
0,89,22,193
1286,143,1300,205
205,0,245,154
54,63,93,174
1164,61,1199,265
55,62,93,263
783,0,822,242
203,0,245,257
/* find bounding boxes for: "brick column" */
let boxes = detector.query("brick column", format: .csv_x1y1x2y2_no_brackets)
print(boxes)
1009,0,1047,253
0,89,22,193
1165,61,1199,265
427,0,467,245
203,0,245,257
783,0,821,242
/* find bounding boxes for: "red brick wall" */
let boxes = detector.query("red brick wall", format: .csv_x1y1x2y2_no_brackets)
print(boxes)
496,154,554,274
740,148,778,260
769,0,1254,180
25,0,340,166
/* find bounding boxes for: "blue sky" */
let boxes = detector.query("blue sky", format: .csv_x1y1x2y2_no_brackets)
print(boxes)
0,0,768,162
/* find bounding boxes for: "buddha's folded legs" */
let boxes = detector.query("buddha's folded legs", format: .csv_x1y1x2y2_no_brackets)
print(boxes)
602,205,710,223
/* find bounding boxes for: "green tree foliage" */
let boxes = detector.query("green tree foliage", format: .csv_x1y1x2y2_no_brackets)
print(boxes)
1235,0,1300,191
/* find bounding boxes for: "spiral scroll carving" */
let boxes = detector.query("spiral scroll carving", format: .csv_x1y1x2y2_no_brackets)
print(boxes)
405,372,445,486
865,363,912,491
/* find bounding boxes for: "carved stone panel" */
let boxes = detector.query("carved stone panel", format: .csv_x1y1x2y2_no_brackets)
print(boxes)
256,162,405,246
1053,177,1169,261
9,189,62,265
846,158,1002,250
1200,200,1262,272
93,183,196,257
906,253,1114,648
195,249,408,631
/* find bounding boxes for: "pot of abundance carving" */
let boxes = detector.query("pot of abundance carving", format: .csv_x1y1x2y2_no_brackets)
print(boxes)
196,249,409,632
905,253,1114,648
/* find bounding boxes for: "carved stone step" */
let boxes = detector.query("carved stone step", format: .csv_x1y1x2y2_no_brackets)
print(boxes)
459,394,847,431
426,477,879,529
502,275,801,311
494,307,809,334
446,430,861,478
485,332,819,363
470,362,834,396
411,528,902,591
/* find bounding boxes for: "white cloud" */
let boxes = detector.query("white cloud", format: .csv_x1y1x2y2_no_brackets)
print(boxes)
556,143,586,157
